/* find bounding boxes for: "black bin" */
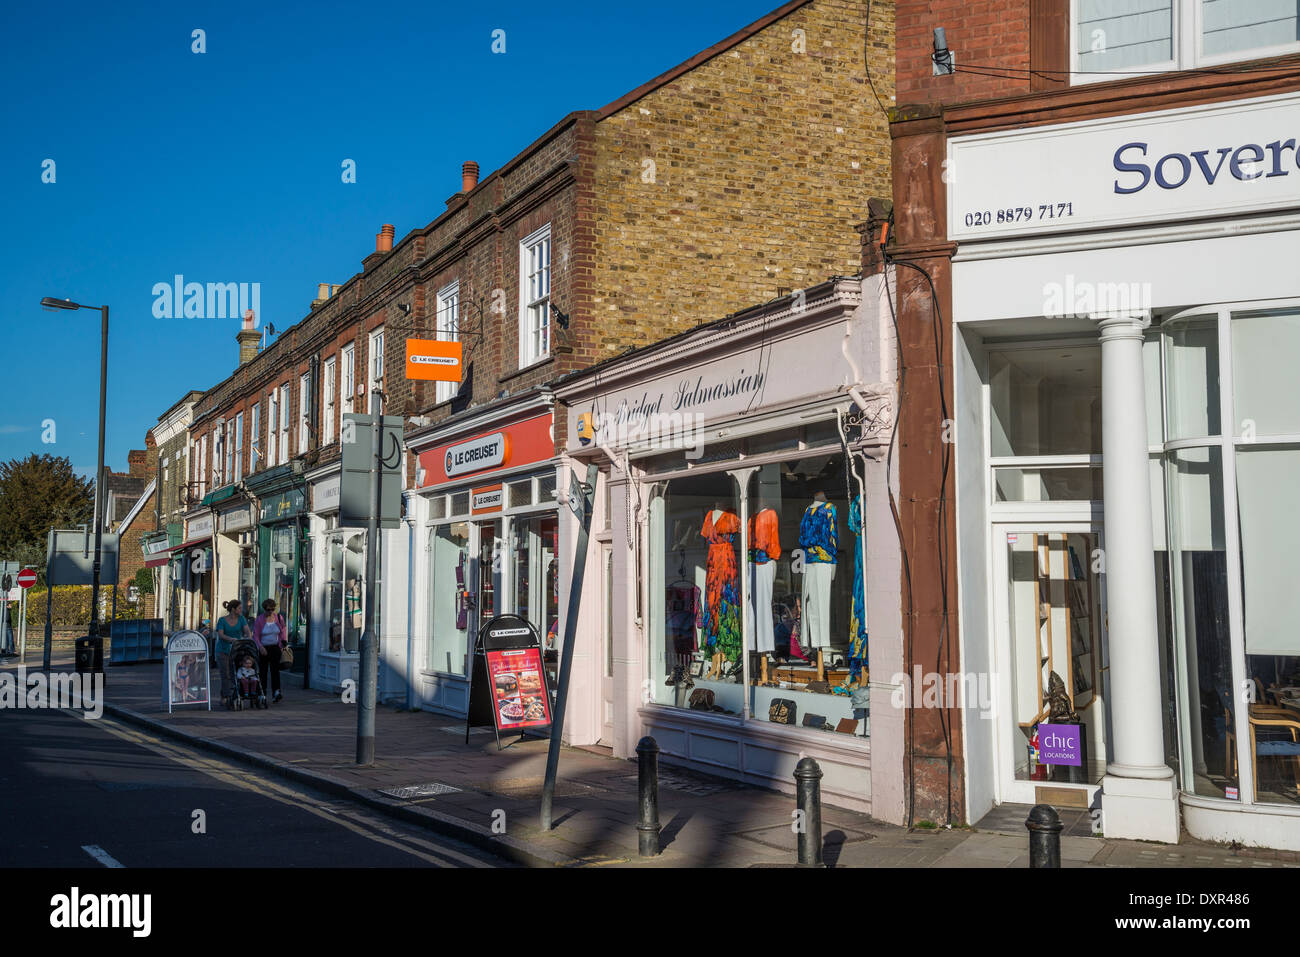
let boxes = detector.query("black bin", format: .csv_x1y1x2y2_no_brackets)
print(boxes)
74,636,105,677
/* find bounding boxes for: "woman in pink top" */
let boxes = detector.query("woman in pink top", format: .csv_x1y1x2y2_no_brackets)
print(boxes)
252,598,288,703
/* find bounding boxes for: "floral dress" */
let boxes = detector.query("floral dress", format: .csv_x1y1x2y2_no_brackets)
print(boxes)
848,497,869,682
701,509,742,662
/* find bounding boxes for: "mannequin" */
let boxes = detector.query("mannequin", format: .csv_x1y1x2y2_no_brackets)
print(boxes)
798,491,837,682
748,501,781,685
848,495,868,688
701,501,741,680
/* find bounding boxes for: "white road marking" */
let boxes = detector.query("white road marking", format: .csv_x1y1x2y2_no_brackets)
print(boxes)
81,844,125,868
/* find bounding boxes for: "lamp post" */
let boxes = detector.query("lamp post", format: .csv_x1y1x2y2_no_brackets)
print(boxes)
40,297,109,647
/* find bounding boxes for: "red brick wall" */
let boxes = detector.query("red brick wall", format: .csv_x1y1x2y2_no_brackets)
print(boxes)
896,0,1033,105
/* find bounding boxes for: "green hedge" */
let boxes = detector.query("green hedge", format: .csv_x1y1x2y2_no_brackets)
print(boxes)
15,585,147,629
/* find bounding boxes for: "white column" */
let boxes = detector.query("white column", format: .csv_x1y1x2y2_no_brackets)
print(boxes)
1096,313,1180,843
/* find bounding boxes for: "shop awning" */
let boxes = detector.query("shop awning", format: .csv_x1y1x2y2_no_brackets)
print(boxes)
170,537,211,553
144,555,172,568
200,485,238,506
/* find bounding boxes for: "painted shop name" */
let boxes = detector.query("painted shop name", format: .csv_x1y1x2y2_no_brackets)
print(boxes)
1113,137,1299,193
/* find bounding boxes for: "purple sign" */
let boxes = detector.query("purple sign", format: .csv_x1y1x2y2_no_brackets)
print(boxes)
1038,723,1082,766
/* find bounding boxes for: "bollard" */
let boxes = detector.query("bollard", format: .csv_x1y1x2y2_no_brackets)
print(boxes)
636,736,661,857
794,757,825,867
1025,803,1063,868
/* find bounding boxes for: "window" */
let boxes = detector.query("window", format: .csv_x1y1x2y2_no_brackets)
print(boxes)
299,373,311,455
428,522,470,674
368,328,384,414
1072,0,1300,81
267,390,279,468
519,225,551,367
234,412,243,482
325,530,366,655
250,402,260,472
195,438,206,498
436,282,460,404
341,344,355,439
212,427,222,487
322,356,336,444
279,383,290,463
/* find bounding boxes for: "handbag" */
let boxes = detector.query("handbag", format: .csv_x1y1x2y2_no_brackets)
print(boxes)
768,698,797,724
280,642,294,668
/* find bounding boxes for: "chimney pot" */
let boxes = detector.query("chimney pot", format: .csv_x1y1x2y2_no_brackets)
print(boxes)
462,161,480,193
376,224,395,253
317,283,331,300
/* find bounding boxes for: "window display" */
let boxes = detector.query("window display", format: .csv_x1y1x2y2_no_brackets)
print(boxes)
428,522,470,674
324,530,365,654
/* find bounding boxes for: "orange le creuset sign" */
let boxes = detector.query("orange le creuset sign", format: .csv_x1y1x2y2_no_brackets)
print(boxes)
405,338,462,382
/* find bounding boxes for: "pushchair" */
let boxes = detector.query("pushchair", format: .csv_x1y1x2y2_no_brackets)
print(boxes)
226,639,268,710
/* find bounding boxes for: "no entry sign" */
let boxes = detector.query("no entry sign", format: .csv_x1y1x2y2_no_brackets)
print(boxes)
16,569,36,589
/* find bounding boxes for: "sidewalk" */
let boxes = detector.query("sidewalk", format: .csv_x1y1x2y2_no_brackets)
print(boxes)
17,655,1300,868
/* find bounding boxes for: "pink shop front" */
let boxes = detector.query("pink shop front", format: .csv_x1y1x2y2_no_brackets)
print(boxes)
553,276,906,816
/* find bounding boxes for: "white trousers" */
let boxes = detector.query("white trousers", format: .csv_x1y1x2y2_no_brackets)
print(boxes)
801,562,834,649
749,560,776,653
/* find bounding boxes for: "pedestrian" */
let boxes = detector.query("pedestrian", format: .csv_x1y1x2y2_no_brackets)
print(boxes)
214,600,252,707
252,598,287,703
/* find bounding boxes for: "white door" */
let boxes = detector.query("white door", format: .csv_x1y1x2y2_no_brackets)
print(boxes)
599,543,615,746
992,522,1110,807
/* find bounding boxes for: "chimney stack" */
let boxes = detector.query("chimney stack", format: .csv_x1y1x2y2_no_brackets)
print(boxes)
237,309,261,364
462,161,480,193
376,223,395,253
128,449,148,478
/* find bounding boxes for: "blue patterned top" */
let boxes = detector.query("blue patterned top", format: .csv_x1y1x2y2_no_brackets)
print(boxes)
798,501,838,564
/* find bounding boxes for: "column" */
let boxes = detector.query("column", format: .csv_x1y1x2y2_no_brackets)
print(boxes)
1096,313,1180,843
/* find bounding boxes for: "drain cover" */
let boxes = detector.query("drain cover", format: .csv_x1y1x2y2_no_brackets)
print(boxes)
377,782,462,799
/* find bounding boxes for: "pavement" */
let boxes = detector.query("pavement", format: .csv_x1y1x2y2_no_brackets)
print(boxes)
10,653,1300,868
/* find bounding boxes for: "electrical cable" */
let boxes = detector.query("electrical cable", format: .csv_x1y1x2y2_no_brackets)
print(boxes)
864,0,890,116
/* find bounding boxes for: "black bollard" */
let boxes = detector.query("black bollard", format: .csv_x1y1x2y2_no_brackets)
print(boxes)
636,736,661,857
1025,804,1063,868
794,757,825,867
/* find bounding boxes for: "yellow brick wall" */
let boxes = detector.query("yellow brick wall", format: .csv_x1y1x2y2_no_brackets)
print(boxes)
592,0,894,352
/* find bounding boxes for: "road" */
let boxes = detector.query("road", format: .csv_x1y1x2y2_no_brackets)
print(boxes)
0,706,511,868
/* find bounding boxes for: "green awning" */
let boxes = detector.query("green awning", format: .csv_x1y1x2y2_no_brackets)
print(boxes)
200,484,238,506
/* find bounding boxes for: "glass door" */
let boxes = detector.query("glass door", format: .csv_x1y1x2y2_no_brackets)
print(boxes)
993,523,1110,806
476,520,502,630
600,543,615,745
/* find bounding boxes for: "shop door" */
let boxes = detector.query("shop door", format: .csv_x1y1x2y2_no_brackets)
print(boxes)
992,523,1111,808
600,543,615,746
476,520,503,631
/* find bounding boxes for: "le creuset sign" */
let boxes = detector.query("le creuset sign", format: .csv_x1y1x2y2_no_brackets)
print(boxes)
948,91,1300,242
445,432,508,478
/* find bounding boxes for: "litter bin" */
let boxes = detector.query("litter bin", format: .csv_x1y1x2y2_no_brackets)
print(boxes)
74,636,105,681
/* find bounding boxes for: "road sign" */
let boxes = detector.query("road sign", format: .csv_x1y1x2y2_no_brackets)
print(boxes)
340,413,404,530
17,569,36,589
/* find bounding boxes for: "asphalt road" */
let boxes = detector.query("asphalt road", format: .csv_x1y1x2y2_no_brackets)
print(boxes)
0,706,510,868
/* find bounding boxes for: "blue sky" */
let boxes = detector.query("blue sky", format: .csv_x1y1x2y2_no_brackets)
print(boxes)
0,0,781,478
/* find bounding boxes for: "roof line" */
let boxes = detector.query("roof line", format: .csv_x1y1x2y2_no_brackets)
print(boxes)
596,0,814,119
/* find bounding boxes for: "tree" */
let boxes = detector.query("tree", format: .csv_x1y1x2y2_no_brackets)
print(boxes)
132,566,154,596
0,454,94,585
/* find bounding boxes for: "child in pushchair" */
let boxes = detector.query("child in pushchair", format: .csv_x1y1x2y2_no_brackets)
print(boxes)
227,639,268,710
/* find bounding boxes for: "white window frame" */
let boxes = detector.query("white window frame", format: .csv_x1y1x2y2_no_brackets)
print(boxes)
1070,0,1300,85
234,412,244,482
369,328,385,416
341,344,355,438
279,383,290,463
299,373,311,454
250,402,260,472
267,390,279,468
436,281,460,404
323,356,336,445
518,224,552,369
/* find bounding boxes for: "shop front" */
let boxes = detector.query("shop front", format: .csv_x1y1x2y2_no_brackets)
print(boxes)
307,467,362,692
554,276,899,813
941,88,1300,847
406,394,561,718
214,495,258,616
174,510,215,630
245,466,310,665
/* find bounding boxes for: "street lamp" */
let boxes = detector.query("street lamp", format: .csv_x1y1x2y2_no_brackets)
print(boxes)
40,296,109,649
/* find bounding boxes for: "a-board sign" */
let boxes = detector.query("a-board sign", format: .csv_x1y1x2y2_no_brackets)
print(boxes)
164,630,211,713
466,614,553,750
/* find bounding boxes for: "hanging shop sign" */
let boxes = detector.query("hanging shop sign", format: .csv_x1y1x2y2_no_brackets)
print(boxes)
259,489,306,524
219,502,254,533
312,474,341,514
418,413,554,486
948,90,1300,242
465,614,553,750
405,338,463,382
163,630,211,713
187,513,214,539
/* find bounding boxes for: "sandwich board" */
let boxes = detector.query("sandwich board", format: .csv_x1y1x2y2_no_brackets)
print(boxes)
465,614,552,751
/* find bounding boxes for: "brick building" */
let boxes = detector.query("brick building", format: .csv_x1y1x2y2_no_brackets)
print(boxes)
101,449,157,619
887,0,1300,847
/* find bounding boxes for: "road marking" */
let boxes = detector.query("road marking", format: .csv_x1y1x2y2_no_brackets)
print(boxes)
73,713,494,868
81,844,125,868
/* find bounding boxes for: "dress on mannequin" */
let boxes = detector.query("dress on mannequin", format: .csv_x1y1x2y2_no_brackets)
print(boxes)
848,496,868,683
748,508,781,653
798,498,837,649
701,508,742,663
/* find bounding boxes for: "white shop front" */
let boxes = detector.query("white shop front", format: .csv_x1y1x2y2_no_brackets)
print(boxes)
554,276,901,813
947,90,1300,847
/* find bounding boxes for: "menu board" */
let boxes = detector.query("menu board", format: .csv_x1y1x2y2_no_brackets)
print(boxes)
487,646,552,731
164,630,211,713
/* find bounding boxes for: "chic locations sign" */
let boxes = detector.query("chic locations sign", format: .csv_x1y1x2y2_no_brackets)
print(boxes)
948,91,1300,242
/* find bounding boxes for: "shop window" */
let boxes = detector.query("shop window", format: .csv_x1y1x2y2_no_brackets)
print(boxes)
268,525,300,644
430,496,447,520
745,458,868,732
1231,309,1300,436
1164,314,1221,440
450,491,470,516
428,523,470,675
1006,531,1107,784
508,480,533,508
989,346,1102,456
994,466,1104,502
513,515,559,651
325,531,365,654
1167,445,1235,800
537,473,556,503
